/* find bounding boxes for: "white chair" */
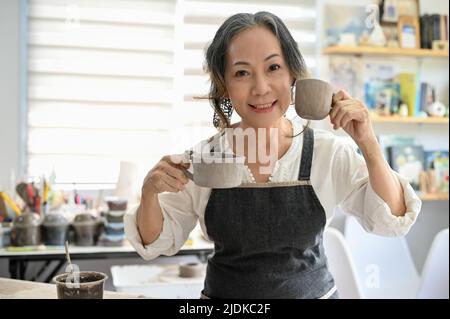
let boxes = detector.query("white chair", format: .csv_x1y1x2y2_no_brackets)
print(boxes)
323,227,363,299
344,216,420,299
417,228,449,299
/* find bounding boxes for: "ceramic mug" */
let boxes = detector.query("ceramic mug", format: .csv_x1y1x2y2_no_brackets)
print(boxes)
295,78,335,120
182,151,245,188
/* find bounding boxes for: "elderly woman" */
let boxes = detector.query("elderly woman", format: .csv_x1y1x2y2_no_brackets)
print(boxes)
124,11,421,299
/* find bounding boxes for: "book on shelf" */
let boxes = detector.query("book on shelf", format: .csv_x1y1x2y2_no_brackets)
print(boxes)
364,80,400,115
388,145,425,191
396,73,417,116
419,82,435,114
419,13,448,49
377,134,416,162
424,151,449,193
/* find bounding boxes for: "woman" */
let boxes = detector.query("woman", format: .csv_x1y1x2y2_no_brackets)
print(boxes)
124,12,421,299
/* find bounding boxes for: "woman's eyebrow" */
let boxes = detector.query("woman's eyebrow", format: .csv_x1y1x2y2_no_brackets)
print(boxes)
233,53,281,66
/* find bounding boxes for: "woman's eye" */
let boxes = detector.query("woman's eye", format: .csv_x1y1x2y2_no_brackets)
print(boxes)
235,70,249,77
269,64,281,71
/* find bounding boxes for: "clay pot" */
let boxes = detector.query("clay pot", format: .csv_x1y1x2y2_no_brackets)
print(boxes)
42,213,69,246
72,213,99,246
11,212,42,246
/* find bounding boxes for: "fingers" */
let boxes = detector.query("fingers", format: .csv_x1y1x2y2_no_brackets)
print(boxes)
330,100,366,129
160,160,189,184
142,154,192,195
164,154,191,168
329,100,353,119
159,172,186,192
153,176,180,193
332,90,352,104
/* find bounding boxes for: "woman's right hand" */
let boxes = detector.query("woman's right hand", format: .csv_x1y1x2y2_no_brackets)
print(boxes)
142,154,191,197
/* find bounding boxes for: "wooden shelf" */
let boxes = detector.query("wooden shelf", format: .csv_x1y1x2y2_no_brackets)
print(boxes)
419,193,449,201
323,46,449,58
370,115,449,124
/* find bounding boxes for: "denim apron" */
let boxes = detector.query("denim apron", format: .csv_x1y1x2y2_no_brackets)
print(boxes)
202,127,337,299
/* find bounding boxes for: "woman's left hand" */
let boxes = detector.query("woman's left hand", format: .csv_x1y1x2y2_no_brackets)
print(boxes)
329,90,377,147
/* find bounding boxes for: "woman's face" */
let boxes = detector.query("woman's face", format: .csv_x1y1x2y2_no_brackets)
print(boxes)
224,26,294,128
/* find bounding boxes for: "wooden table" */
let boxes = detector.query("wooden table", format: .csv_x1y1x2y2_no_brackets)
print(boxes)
0,277,144,299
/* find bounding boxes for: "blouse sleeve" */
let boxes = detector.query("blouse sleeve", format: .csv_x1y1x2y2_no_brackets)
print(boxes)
331,142,422,237
124,177,200,261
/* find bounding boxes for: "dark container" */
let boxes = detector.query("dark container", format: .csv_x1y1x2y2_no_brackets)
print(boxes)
72,213,98,246
42,213,69,246
53,271,108,299
105,197,128,211
11,212,42,246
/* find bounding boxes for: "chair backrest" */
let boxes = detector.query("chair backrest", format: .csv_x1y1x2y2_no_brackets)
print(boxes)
344,216,420,299
417,228,449,299
323,227,363,299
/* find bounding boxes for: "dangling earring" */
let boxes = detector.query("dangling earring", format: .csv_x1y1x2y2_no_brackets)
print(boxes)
213,98,234,128
290,85,295,106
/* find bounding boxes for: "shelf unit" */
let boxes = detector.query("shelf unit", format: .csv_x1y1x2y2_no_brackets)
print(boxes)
419,193,449,201
324,45,449,202
323,46,449,58
370,115,449,124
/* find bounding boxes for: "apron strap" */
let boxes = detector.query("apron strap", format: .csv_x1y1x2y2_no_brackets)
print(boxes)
298,126,314,181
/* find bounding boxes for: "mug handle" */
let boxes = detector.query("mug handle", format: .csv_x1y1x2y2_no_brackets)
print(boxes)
181,167,194,181
181,150,194,181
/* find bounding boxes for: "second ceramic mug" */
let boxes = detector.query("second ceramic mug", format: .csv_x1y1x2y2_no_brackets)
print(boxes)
182,151,245,188
295,78,335,120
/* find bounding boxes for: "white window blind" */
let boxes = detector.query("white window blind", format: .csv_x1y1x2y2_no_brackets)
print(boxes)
27,0,318,187
27,0,177,187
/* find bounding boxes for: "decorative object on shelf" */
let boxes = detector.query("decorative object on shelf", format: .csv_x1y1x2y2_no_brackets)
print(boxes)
324,4,367,47
382,25,399,48
381,0,399,23
338,33,358,46
426,101,447,117
398,15,421,49
397,0,419,17
368,23,388,47
398,102,409,117
432,40,449,51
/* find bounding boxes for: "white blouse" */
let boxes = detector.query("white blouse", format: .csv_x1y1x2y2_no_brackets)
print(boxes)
124,117,422,261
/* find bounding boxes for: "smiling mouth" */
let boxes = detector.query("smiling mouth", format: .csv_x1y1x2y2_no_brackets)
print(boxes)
249,100,277,110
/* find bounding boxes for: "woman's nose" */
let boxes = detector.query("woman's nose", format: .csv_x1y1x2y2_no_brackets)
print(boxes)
251,74,271,96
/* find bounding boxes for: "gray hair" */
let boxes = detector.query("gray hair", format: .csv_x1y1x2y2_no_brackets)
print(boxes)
204,11,308,129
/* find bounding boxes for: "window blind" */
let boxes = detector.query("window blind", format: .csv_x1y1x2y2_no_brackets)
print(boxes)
27,0,176,187
27,0,318,188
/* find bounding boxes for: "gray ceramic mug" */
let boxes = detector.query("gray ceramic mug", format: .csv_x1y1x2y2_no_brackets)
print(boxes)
182,151,245,188
295,79,335,120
